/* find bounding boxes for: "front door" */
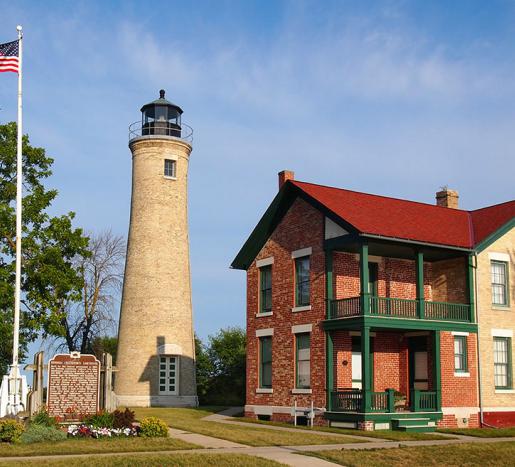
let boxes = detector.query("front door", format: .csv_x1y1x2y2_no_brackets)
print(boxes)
351,336,374,390
408,337,429,391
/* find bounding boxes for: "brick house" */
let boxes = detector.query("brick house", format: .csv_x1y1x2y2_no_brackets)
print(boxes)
231,171,514,431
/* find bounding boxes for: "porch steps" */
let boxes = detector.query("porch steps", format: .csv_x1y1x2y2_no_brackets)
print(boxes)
392,417,436,432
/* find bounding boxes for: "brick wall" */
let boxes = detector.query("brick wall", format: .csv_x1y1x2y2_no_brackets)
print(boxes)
431,257,467,303
246,198,326,411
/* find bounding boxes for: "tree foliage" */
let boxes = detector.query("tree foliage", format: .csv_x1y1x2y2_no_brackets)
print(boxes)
196,327,246,405
0,122,89,374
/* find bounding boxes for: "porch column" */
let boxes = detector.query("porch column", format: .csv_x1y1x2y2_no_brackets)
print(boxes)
467,255,475,323
416,250,425,319
361,326,371,412
325,249,334,410
359,242,370,315
432,330,442,411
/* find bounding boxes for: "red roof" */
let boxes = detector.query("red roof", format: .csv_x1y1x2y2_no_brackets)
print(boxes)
292,180,515,249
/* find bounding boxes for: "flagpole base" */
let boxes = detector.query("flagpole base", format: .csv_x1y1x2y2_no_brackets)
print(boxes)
0,365,28,417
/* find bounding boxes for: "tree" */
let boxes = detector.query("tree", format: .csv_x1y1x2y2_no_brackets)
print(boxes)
91,336,118,364
51,230,125,354
0,122,89,374
196,327,246,405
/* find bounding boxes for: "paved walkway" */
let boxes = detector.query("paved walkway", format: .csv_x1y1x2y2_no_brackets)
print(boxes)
1,408,514,466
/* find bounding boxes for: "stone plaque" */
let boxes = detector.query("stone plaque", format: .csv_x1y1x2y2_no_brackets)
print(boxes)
47,352,100,418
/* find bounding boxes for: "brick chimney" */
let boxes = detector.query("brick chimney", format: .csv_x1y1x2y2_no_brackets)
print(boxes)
436,188,459,209
278,170,294,190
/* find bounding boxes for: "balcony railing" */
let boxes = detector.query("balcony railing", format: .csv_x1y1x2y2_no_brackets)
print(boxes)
329,296,471,322
331,389,439,413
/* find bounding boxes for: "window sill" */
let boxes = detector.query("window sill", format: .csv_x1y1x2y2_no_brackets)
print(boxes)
291,388,312,394
292,305,311,313
256,312,273,318
454,372,470,377
492,305,511,311
495,389,515,394
164,175,177,180
256,388,273,394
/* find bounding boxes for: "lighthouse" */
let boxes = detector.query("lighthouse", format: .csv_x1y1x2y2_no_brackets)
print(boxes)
115,91,197,407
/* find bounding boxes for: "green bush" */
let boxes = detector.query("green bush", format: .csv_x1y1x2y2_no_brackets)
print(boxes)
0,419,25,443
82,411,114,428
30,409,58,427
113,408,135,429
139,417,169,438
20,424,67,444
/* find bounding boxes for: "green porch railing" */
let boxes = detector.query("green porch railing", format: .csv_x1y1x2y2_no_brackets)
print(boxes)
328,296,471,323
331,389,362,412
370,391,389,412
425,301,470,322
330,297,361,319
410,389,438,412
370,296,418,319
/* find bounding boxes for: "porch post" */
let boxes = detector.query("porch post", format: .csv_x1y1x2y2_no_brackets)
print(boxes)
325,249,334,410
361,326,371,412
467,255,475,323
416,250,425,319
360,242,370,315
432,330,442,411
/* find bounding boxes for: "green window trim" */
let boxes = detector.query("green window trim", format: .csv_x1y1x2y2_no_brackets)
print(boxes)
491,260,510,307
494,337,512,389
259,336,272,389
295,256,310,307
259,265,272,314
295,333,311,389
454,335,468,372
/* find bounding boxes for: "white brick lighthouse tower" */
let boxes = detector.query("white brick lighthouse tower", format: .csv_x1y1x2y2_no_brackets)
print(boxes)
115,91,197,407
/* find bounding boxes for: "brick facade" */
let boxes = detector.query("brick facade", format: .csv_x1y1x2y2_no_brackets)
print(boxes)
244,194,481,429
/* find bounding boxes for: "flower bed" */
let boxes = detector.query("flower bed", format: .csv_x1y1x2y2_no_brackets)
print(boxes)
67,424,138,438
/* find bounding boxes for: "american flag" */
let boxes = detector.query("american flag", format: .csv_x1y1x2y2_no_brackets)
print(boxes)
0,40,19,73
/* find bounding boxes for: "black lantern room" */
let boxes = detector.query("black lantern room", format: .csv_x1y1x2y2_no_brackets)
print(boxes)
141,90,183,137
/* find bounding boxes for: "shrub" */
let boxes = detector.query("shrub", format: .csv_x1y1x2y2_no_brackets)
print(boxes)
113,408,135,429
0,419,25,443
20,425,67,444
139,417,168,438
82,411,114,428
30,409,58,427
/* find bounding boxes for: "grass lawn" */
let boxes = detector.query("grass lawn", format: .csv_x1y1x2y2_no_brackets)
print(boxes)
133,406,365,446
304,441,515,466
2,453,285,467
0,436,197,458
233,416,453,441
438,427,515,438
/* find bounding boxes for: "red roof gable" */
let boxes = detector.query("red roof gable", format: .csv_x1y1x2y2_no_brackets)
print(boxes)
291,180,515,249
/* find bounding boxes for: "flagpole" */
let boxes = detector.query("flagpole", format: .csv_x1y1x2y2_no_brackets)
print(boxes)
10,24,23,415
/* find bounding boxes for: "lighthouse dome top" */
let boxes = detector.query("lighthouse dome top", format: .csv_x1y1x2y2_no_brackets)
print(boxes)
140,89,183,115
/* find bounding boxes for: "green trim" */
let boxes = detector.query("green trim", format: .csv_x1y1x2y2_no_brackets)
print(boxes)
454,335,468,372
324,411,443,424
416,251,425,319
326,250,333,319
259,265,272,314
326,331,334,411
361,233,472,253
494,336,513,390
259,336,272,389
362,326,371,412
322,315,478,333
467,255,476,322
490,260,510,307
360,243,370,316
433,331,441,411
295,333,311,389
474,218,515,254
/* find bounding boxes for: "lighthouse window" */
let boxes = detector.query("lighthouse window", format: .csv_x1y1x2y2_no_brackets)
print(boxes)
164,159,177,178
159,356,179,395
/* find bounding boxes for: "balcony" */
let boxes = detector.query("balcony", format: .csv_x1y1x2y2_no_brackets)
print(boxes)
329,296,471,323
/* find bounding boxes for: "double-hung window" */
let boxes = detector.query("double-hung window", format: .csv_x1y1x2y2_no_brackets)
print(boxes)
296,333,311,389
164,159,177,178
494,337,512,389
259,336,272,388
295,256,310,307
454,336,468,373
491,261,509,306
259,266,272,314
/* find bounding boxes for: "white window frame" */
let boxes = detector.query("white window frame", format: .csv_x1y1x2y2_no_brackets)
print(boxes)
164,158,177,179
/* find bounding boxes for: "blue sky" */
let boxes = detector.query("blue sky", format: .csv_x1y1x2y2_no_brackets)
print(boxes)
1,1,515,354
